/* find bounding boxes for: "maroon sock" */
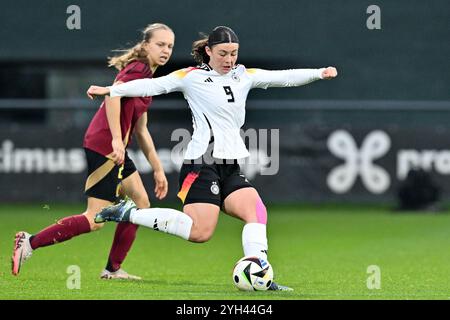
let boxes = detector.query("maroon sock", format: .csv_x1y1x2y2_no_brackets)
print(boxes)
30,215,91,250
105,222,139,272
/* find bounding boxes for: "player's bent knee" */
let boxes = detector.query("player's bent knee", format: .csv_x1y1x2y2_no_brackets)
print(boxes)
189,233,213,243
188,226,214,243
134,196,150,209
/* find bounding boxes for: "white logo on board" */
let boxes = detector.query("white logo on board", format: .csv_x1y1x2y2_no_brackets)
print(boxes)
327,130,391,194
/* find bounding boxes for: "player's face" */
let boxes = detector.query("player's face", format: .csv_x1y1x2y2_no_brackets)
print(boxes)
144,29,175,67
206,43,239,75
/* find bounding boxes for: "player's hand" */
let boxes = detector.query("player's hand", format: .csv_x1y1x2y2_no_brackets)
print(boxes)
87,85,110,99
111,138,125,165
153,170,168,200
321,67,338,79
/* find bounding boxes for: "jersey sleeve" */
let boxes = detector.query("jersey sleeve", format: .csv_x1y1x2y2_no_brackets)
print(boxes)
109,69,186,98
246,68,325,89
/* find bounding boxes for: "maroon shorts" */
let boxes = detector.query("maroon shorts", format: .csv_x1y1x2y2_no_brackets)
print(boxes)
84,148,136,202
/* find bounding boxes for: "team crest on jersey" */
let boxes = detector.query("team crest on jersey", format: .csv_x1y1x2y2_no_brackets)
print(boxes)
210,182,220,195
231,72,240,82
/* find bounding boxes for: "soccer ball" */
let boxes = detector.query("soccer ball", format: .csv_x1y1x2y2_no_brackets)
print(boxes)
232,256,274,291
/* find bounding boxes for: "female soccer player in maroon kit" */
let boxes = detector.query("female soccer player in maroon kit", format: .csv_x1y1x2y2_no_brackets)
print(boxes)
12,23,174,279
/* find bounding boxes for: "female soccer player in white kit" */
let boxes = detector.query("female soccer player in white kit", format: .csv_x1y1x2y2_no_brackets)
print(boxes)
88,26,337,290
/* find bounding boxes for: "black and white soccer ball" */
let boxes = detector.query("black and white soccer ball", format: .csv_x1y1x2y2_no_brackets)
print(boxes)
232,256,274,291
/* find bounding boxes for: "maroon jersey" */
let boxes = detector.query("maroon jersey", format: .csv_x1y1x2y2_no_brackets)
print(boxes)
83,61,153,157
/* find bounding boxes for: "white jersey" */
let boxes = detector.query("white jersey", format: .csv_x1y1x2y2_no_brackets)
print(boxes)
109,64,324,160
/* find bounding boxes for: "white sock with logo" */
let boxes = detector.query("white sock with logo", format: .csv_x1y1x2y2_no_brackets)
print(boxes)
129,208,193,240
242,223,268,261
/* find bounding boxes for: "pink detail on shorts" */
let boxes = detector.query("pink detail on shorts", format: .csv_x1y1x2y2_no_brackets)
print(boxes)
256,198,267,224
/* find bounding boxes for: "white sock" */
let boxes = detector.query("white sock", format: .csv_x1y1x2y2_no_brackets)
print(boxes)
242,223,268,260
129,208,192,240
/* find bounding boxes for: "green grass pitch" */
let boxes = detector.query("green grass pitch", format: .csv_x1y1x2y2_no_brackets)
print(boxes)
0,203,449,300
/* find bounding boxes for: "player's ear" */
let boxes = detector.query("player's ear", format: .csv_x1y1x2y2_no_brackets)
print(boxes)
205,46,212,57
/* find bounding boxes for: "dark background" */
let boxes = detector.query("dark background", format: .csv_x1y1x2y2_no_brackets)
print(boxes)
0,0,448,100
0,0,449,204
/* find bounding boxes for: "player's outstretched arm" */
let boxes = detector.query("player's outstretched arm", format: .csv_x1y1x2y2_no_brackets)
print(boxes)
89,72,184,99
249,66,338,89
88,70,184,100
